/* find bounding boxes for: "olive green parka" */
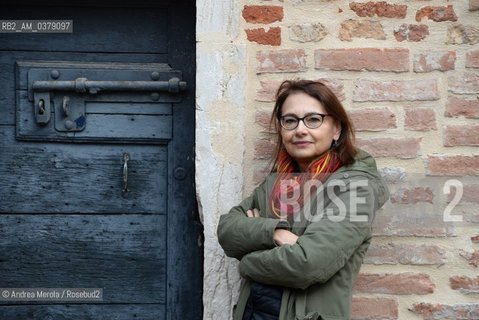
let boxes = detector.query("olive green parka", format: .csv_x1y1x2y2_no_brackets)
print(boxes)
217,150,390,320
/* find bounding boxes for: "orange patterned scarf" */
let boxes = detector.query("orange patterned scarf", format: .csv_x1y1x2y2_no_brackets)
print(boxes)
270,149,342,221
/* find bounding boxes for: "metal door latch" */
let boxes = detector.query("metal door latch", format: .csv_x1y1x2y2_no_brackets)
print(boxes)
19,61,187,142
53,95,86,132
30,71,186,128
33,77,187,94
34,92,51,125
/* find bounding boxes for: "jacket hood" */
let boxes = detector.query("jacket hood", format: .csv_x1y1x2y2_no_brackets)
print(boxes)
335,148,390,209
342,149,381,176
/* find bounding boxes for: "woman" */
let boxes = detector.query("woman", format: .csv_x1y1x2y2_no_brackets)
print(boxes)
217,80,390,320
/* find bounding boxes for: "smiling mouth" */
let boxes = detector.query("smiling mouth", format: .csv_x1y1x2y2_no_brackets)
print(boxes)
293,141,312,146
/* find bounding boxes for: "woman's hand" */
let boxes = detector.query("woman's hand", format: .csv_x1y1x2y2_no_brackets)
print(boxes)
246,208,298,246
246,208,260,218
273,229,299,246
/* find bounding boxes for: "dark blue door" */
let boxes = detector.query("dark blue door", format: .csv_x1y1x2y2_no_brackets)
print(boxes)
0,2,202,319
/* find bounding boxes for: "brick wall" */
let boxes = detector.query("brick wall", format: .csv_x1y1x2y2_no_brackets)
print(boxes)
240,1,479,319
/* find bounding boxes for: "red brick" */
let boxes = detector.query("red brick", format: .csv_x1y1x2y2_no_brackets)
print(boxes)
350,108,396,131
289,23,328,42
364,243,446,265
411,302,479,320
447,24,479,45
448,73,479,94
427,155,479,176
245,27,281,46
350,1,407,18
445,125,479,146
254,138,275,160
471,0,479,11
315,48,409,72
242,5,283,24
355,272,435,294
414,51,456,72
255,79,345,102
450,275,479,293
394,24,429,42
390,187,434,204
339,19,386,41
459,249,479,267
255,110,274,132
373,204,454,237
315,79,346,101
448,184,479,203
357,137,420,159
466,49,479,68
256,49,307,73
256,80,281,102
416,5,458,22
378,167,406,184
353,79,439,102
405,107,437,131
351,297,398,320
445,96,479,119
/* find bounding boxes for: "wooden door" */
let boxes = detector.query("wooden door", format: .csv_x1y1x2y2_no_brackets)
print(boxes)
0,2,202,319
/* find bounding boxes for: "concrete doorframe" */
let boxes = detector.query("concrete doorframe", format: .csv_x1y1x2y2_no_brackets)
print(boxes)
196,0,248,318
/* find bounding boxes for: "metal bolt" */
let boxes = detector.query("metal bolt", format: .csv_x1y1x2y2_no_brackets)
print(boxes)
64,119,75,130
150,92,160,101
174,167,187,180
150,71,160,80
50,70,60,79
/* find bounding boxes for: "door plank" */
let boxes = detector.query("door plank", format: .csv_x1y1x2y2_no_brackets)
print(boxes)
0,214,166,304
0,304,165,320
0,6,168,53
0,127,167,214
81,114,172,141
86,102,172,115
165,2,204,318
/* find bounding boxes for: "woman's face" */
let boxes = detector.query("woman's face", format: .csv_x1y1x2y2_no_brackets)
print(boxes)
280,91,341,171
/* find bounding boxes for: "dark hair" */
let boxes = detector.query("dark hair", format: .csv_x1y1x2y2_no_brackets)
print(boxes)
270,79,357,168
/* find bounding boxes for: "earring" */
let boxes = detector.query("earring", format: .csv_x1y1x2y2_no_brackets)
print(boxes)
331,139,337,148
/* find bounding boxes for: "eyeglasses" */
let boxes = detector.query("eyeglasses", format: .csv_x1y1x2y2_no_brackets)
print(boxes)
279,113,330,130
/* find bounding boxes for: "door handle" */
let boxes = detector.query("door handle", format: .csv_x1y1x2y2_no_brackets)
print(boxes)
122,153,130,193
